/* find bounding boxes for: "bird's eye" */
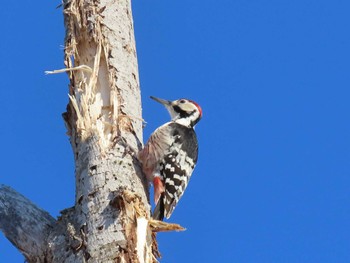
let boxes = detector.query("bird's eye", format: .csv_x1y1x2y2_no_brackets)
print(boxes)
180,99,186,104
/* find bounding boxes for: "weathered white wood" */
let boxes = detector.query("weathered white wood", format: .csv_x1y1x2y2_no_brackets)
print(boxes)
0,185,56,262
61,0,154,261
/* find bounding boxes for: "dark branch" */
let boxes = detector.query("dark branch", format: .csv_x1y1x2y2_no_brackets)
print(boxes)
0,185,56,261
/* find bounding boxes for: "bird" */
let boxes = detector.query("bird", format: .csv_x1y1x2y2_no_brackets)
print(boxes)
138,96,202,220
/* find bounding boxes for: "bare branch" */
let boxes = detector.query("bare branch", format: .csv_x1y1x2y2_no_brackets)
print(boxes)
0,185,56,262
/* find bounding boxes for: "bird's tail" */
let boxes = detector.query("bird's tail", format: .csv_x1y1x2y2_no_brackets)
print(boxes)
152,193,165,221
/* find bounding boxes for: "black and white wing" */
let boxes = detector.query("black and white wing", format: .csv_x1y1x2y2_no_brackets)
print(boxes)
154,122,198,220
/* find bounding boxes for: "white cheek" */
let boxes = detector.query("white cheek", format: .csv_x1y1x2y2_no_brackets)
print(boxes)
182,104,196,112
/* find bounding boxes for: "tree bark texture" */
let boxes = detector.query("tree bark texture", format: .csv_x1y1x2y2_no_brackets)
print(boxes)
0,0,160,262
0,185,56,262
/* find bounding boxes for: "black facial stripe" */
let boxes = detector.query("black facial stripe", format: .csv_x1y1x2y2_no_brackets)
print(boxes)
174,105,199,118
173,105,191,118
173,105,181,113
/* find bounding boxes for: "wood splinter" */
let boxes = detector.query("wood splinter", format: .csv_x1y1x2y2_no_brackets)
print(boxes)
149,219,186,233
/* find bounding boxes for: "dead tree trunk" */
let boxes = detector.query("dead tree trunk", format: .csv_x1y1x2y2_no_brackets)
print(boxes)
0,0,160,262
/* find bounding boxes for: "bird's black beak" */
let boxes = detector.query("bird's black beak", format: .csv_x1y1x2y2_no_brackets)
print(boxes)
150,96,171,106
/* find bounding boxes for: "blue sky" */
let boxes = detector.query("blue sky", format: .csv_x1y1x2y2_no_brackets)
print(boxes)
1,0,350,262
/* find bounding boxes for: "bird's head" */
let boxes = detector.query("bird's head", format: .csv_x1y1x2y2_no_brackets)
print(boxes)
150,96,202,127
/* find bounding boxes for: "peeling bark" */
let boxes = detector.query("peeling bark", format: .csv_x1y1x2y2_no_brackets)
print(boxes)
59,0,155,261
